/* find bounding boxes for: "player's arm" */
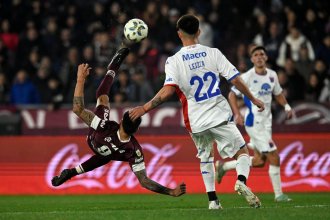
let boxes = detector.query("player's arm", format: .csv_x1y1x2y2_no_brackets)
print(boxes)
72,64,96,127
228,91,244,126
231,76,265,112
129,85,176,121
134,169,186,197
274,93,294,119
143,85,176,112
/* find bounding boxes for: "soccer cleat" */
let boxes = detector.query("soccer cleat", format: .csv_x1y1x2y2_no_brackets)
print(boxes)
275,194,292,202
234,180,261,208
215,160,227,184
107,47,130,72
51,169,76,187
208,200,223,210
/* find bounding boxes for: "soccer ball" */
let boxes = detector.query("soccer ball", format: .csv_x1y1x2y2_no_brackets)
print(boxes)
124,18,148,43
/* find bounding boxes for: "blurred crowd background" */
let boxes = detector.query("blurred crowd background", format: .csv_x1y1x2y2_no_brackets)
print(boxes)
0,0,329,110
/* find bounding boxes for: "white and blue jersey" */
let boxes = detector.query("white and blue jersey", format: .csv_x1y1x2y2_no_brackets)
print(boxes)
164,44,240,133
231,67,282,153
231,68,282,128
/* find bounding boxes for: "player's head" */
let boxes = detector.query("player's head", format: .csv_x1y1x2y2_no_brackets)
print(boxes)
122,111,141,135
176,14,200,38
249,45,268,68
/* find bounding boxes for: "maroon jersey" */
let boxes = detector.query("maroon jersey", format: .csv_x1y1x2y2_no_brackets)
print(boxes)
87,105,145,172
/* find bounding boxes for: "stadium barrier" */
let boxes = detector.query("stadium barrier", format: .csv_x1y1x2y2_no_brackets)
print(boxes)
1,102,329,135
0,133,329,194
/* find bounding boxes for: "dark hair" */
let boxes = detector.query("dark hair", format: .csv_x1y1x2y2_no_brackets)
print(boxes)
176,14,199,35
250,45,267,56
122,111,141,135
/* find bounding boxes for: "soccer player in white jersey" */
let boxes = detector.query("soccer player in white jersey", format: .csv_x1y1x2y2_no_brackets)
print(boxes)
130,14,264,209
215,45,294,202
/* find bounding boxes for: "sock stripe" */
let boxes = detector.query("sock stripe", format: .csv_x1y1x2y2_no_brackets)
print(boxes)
76,165,85,174
106,70,116,77
79,165,85,173
237,153,249,159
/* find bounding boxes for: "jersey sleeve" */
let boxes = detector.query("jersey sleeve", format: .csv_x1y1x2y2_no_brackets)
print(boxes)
131,161,146,172
164,57,179,86
272,73,283,96
128,140,146,172
90,105,111,131
215,49,240,82
230,72,249,96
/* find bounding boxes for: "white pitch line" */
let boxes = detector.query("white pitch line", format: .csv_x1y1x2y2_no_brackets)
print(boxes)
227,204,330,209
293,205,329,208
1,204,329,215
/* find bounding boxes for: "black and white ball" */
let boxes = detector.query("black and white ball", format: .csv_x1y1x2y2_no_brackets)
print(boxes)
124,18,148,43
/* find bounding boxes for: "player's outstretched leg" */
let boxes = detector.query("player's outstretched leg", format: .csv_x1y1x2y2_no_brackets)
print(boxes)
51,169,77,187
215,160,227,184
234,180,261,208
107,47,130,72
96,47,130,99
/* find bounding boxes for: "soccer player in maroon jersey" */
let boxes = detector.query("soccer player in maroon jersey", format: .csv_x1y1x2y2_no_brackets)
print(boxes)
52,47,186,197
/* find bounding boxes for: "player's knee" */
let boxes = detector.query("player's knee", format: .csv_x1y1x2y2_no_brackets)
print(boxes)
267,151,280,166
234,146,249,159
253,158,265,167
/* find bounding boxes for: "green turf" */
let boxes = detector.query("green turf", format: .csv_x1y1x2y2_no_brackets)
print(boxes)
0,193,329,220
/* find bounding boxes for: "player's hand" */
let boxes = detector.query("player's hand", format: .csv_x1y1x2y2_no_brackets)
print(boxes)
77,63,91,81
234,114,244,126
129,106,146,121
170,182,186,197
252,98,264,112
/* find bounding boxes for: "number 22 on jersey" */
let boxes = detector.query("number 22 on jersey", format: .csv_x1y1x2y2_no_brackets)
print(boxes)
190,71,221,102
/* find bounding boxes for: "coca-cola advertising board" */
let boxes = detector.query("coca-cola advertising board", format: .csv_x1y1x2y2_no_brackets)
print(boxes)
0,134,329,194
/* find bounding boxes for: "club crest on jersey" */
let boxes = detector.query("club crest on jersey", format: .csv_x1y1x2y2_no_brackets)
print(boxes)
136,149,142,157
269,77,274,83
258,83,272,96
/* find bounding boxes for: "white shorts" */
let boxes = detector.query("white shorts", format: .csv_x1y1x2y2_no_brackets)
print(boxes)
245,124,277,153
190,121,245,161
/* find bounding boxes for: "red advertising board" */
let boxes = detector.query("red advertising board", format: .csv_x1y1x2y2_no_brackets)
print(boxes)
0,134,329,194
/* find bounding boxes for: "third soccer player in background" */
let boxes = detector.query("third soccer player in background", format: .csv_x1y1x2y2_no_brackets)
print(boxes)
216,45,294,202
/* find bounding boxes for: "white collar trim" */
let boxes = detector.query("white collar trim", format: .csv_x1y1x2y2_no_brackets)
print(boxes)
117,130,130,143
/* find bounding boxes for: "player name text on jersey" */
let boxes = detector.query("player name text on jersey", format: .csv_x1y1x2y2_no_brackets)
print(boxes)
189,61,205,70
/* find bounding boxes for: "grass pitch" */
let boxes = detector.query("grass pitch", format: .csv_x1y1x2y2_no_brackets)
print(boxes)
0,193,329,220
